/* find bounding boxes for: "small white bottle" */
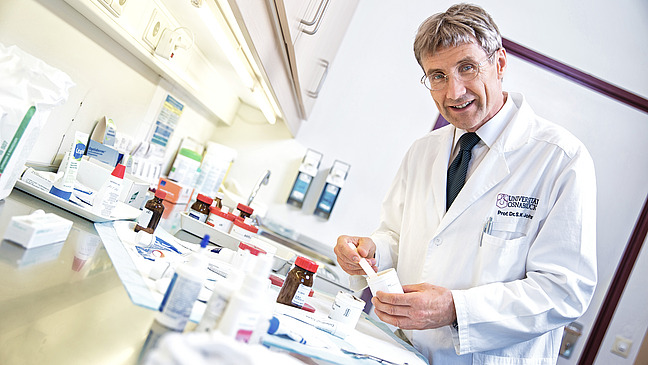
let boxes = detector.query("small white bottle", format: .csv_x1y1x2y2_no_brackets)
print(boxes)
216,253,273,343
92,164,125,217
157,235,209,331
194,271,243,332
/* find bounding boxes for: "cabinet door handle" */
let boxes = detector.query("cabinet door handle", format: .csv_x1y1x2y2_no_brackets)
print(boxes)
307,59,329,98
300,0,330,35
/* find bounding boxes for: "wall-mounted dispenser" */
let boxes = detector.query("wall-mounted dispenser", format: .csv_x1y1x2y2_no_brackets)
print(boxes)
287,149,323,208
313,160,350,220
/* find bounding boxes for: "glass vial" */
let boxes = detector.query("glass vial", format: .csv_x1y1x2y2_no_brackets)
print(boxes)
134,189,167,234
189,194,213,223
276,256,318,309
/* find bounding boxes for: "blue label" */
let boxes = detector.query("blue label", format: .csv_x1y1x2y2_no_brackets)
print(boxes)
73,143,85,159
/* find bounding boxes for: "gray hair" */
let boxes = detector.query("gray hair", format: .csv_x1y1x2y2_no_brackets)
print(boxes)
413,3,502,69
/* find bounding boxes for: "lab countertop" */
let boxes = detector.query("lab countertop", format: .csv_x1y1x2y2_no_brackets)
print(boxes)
0,189,156,365
0,188,426,365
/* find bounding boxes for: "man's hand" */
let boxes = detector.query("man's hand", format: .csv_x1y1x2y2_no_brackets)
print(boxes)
372,283,457,330
334,235,377,275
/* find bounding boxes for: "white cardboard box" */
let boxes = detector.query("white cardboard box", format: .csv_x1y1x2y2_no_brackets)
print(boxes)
4,212,73,248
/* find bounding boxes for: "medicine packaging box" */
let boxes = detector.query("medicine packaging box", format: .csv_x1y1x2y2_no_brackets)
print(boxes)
157,177,194,204
4,212,73,248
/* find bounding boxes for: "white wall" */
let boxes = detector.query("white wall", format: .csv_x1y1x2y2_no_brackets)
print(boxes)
217,1,648,364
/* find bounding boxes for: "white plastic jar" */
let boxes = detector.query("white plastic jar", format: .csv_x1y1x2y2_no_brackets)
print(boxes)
229,217,258,243
207,206,235,233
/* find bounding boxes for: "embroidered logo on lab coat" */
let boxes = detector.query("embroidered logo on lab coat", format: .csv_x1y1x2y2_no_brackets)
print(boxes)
496,193,539,211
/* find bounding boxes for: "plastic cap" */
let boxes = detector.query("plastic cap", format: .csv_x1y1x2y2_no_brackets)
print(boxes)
215,192,224,199
196,194,213,205
267,317,280,335
238,242,266,256
199,234,210,249
294,256,318,272
232,218,259,233
301,303,316,313
237,203,254,215
112,164,125,179
154,190,167,199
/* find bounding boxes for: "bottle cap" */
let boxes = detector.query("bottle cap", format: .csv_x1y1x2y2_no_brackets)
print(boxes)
294,256,318,272
238,242,266,256
197,194,213,205
215,192,224,199
199,234,210,249
232,218,259,233
112,164,125,179
237,203,254,215
154,190,167,199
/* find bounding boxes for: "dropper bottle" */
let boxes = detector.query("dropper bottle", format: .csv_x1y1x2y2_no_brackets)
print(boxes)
156,234,210,331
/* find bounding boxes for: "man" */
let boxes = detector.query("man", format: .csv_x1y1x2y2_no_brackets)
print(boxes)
334,3,597,364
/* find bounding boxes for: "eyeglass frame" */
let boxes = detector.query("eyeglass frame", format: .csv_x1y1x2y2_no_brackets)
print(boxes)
420,49,499,91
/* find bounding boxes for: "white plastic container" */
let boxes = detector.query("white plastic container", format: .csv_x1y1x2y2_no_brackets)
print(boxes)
366,268,404,296
229,217,258,243
195,271,243,332
206,206,235,233
216,254,273,343
92,164,125,217
156,235,209,331
328,291,366,327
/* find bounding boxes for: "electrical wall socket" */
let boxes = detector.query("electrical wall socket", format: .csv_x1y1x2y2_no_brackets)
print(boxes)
110,0,127,16
96,0,127,17
143,8,168,50
611,335,633,358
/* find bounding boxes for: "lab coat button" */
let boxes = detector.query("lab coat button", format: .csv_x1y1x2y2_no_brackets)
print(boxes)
434,237,442,246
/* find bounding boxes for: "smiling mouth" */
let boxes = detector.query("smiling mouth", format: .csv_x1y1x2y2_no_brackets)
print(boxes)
450,100,474,110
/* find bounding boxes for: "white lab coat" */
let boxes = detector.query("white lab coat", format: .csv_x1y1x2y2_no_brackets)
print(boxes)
371,92,597,364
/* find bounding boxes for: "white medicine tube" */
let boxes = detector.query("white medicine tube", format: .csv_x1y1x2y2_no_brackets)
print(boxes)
49,131,88,200
92,164,125,217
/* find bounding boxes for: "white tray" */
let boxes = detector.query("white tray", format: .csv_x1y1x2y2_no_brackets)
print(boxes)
178,211,242,250
15,179,141,223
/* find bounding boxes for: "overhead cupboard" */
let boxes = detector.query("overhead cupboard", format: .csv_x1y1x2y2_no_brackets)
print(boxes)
272,0,360,120
60,0,358,135
217,0,359,134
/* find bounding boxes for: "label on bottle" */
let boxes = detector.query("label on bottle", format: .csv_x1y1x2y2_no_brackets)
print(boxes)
136,209,154,227
94,178,122,217
158,273,202,330
232,311,260,343
188,210,208,223
291,284,311,308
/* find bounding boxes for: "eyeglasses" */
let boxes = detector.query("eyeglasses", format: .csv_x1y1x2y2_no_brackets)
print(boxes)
420,51,497,91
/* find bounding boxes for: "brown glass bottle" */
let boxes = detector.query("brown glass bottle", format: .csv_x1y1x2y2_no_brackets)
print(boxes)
189,194,213,223
276,256,319,309
134,190,166,234
213,192,224,209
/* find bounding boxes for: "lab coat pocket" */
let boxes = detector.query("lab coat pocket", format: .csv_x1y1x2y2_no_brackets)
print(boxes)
476,231,530,284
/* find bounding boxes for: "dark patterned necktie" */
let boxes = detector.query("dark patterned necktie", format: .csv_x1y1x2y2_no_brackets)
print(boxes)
446,132,480,210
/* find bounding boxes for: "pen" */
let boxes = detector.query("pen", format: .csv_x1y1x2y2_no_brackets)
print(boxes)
480,217,493,247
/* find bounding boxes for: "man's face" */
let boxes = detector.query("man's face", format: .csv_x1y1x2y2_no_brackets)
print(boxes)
421,42,507,132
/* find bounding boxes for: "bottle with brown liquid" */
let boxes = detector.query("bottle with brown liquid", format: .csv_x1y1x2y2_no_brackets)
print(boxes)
134,190,166,234
276,256,318,309
213,192,224,209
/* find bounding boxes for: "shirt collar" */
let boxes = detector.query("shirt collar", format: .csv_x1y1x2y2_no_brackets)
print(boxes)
453,93,518,149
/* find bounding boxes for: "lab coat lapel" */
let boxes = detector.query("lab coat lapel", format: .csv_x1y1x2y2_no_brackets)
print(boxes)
430,127,455,222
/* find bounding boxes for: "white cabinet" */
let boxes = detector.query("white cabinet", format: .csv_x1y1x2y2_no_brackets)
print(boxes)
276,0,359,119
